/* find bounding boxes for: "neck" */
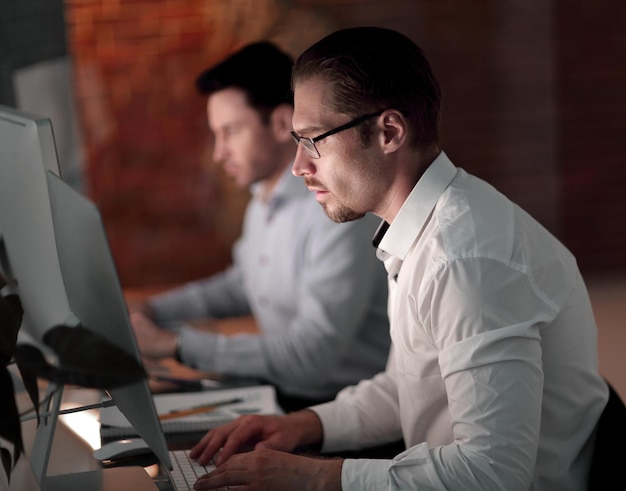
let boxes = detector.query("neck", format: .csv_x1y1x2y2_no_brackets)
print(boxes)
375,145,441,224
258,147,295,203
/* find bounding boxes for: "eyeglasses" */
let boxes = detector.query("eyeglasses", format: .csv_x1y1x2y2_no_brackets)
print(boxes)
290,110,384,159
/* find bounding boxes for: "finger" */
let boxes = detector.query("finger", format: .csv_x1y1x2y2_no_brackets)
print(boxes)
194,471,227,491
216,417,265,465
255,432,287,451
193,463,249,490
216,427,251,465
191,428,216,457
129,311,147,324
192,417,254,465
191,430,228,465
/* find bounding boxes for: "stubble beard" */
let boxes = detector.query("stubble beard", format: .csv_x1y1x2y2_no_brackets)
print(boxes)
321,201,365,223
304,176,365,223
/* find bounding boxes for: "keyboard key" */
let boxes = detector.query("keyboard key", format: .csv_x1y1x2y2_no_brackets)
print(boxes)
169,449,215,489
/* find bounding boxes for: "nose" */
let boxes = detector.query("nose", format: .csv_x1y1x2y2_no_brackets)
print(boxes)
212,135,226,163
291,145,315,177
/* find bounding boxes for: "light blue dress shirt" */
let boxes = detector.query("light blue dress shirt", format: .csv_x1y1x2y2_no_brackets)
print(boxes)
149,167,391,399
312,152,608,490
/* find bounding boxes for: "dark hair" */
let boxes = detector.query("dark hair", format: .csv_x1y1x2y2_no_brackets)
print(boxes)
196,42,294,122
292,27,441,147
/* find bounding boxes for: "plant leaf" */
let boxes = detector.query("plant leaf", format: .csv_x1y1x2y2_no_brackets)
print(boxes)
0,366,24,470
13,344,44,425
0,293,23,364
1,448,12,484
39,324,146,388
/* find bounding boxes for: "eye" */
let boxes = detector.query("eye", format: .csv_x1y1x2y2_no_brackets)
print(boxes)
222,124,241,139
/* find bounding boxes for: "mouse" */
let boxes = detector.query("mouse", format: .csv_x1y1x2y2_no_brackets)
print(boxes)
93,438,155,462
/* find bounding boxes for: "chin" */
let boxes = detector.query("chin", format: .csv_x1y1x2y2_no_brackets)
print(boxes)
322,203,365,223
233,176,252,189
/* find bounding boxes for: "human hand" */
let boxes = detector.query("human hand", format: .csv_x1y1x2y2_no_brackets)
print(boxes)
129,310,177,358
126,298,153,317
187,316,258,336
190,411,322,467
193,447,343,491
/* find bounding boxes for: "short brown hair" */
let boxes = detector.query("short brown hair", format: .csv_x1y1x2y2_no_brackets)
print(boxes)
292,27,441,148
197,42,293,123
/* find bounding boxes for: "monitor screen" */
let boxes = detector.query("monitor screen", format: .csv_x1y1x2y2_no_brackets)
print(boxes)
0,104,69,346
45,170,171,472
0,105,171,484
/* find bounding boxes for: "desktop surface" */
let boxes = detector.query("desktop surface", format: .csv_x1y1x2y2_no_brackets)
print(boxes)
9,286,263,490
11,387,209,491
10,361,270,491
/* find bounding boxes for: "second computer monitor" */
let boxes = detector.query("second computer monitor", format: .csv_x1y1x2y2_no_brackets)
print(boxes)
0,105,171,484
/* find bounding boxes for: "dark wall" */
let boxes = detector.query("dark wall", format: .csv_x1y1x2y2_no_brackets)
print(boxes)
555,1,626,273
308,0,626,278
4,0,625,286
0,0,67,105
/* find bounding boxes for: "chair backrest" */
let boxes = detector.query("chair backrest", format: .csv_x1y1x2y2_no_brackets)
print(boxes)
588,382,626,489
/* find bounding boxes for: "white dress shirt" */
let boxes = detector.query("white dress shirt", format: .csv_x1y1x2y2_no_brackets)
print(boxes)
312,152,608,489
149,167,391,400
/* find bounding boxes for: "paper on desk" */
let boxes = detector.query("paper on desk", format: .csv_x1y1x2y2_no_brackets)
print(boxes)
99,385,280,437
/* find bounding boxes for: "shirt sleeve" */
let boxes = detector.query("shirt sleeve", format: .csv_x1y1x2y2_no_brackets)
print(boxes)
248,213,387,391
311,351,402,452
149,243,251,322
327,258,557,490
178,212,389,396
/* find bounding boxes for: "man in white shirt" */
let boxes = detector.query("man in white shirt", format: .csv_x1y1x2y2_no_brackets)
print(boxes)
189,27,609,490
129,42,391,412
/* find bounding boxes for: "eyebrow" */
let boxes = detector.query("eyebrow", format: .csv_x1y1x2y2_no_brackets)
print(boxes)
212,120,244,132
292,122,332,137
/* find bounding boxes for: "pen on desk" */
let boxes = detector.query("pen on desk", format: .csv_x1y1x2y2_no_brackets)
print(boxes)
152,375,222,389
159,397,244,421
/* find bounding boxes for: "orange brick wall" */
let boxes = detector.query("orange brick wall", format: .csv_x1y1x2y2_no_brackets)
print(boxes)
64,0,626,287
64,0,337,288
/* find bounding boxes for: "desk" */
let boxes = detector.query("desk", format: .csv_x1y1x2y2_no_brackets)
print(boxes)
9,367,266,490
9,385,215,490
9,389,107,490
9,289,261,489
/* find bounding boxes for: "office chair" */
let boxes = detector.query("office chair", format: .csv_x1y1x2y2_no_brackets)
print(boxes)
588,381,626,489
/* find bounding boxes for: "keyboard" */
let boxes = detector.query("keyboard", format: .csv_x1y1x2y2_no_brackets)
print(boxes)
168,449,216,489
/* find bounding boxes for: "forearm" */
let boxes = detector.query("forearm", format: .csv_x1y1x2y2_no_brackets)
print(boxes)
311,457,343,491
286,409,325,448
291,410,343,491
150,267,250,321
310,366,401,453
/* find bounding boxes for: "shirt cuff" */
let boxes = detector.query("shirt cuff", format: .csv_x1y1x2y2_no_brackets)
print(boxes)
342,458,392,491
177,325,218,371
309,401,360,453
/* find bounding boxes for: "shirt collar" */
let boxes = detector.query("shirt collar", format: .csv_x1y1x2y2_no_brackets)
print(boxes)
375,151,458,259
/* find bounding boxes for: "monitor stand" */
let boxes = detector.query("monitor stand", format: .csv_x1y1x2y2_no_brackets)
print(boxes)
29,382,63,486
28,382,158,491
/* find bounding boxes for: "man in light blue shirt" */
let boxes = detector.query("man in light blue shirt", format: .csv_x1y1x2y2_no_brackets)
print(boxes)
130,42,390,411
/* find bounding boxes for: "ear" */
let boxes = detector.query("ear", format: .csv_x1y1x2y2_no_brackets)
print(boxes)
270,104,295,142
378,109,407,155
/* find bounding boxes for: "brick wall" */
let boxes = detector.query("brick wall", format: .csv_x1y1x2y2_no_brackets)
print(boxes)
63,0,626,287
64,0,336,288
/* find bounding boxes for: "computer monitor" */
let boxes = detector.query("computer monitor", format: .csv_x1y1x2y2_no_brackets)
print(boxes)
0,105,171,487
0,105,69,348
